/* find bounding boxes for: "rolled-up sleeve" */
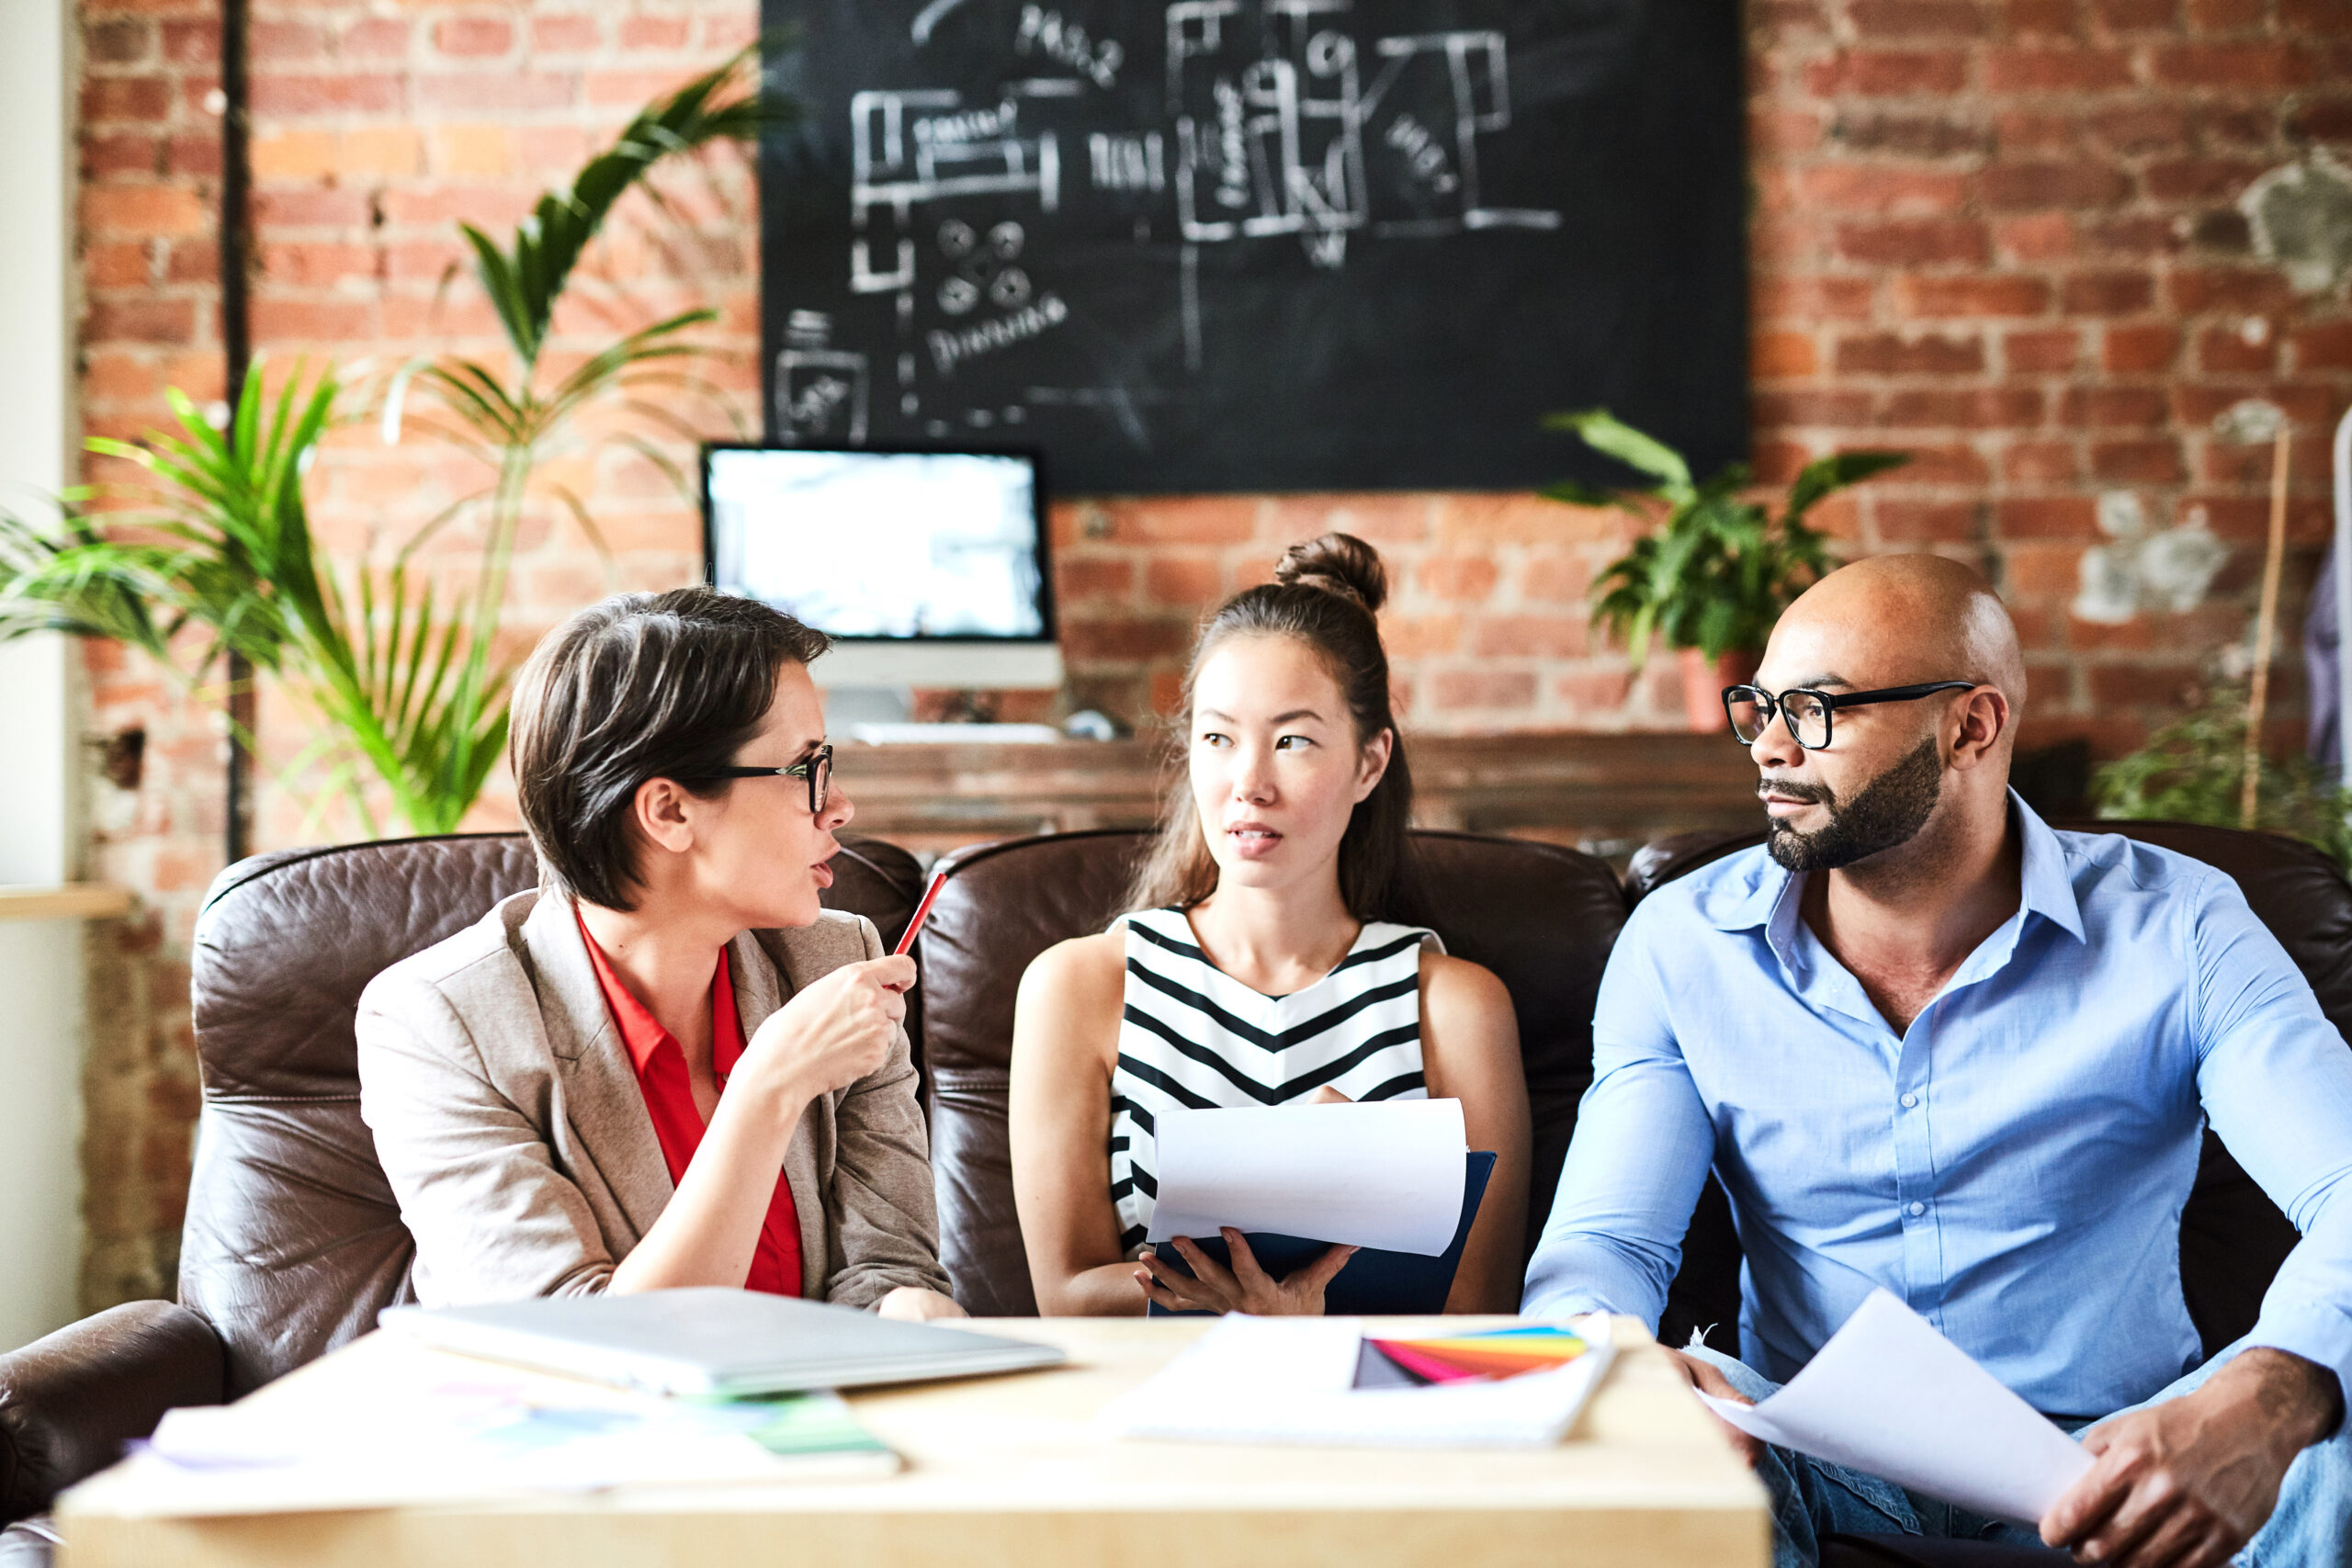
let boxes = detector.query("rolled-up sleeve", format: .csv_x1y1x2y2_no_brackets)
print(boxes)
2191,872,2352,1413
1521,898,1720,1325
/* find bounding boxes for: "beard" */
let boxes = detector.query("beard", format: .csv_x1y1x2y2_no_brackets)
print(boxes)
1764,737,1945,872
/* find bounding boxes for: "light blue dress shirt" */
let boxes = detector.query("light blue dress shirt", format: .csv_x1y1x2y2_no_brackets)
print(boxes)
1523,795,2352,1417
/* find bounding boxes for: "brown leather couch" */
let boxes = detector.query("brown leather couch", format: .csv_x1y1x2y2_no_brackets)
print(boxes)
911,828,1625,1313
3,818,2347,1568
0,830,928,1532
908,820,2352,1568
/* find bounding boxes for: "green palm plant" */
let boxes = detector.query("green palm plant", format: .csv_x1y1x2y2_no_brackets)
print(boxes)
1548,410,1910,669
0,509,181,663
387,46,786,660
1,365,511,835
2,51,786,840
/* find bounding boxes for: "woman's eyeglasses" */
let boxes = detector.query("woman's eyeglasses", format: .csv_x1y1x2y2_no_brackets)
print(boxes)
1723,682,1976,750
698,742,833,815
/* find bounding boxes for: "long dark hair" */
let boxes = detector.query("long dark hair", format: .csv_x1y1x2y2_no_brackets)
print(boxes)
1125,533,1425,923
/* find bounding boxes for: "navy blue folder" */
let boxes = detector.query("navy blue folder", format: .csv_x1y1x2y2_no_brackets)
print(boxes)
1144,1151,1498,1316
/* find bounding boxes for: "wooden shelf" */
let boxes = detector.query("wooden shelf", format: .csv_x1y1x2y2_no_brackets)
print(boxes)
837,730,1759,860
0,883,133,922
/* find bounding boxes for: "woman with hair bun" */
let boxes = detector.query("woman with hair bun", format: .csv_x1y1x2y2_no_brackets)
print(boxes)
1009,534,1531,1316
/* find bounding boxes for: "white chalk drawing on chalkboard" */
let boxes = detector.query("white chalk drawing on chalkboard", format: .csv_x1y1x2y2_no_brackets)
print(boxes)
910,0,976,48
826,0,1563,431
775,310,870,445
935,218,1034,316
849,88,1064,295
1163,6,1560,365
1361,33,1563,238
1016,6,1126,89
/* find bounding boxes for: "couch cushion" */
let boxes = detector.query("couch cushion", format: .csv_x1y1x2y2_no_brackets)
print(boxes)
913,828,1624,1315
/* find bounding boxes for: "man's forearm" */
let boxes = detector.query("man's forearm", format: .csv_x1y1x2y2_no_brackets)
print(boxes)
1518,1232,1672,1322
2222,1348,2343,1451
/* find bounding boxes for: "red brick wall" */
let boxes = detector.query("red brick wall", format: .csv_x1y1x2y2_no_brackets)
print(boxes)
68,0,2352,1305
1746,0,2352,754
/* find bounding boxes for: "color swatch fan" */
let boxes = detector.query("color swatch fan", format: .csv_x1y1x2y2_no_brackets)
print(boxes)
1358,1326,1594,1389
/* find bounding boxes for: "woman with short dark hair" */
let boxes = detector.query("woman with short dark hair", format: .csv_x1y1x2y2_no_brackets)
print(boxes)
357,586,962,1317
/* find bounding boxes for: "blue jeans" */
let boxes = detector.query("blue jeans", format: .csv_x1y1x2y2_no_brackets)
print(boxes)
1685,1338,2352,1568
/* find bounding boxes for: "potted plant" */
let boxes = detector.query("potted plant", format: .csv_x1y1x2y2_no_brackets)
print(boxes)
1,362,512,836
0,52,779,837
1545,411,1909,730
2093,681,2352,868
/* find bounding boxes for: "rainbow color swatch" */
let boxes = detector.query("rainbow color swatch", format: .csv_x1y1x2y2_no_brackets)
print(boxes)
1363,1325,1593,1386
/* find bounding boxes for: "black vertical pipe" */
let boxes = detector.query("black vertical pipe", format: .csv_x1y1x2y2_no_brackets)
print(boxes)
219,0,254,865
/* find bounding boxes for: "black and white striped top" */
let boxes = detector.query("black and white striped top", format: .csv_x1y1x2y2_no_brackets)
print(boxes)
1107,907,1441,1256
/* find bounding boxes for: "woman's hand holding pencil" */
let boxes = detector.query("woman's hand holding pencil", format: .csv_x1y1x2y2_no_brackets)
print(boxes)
883,868,949,990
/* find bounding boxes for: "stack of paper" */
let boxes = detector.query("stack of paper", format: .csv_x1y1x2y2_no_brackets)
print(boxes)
1100,1314,1616,1449
88,1360,898,1517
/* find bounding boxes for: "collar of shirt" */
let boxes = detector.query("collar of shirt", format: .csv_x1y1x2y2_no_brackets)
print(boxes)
573,908,747,1078
1691,790,2088,1030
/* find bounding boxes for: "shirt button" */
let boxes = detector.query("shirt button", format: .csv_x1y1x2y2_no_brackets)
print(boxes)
1907,1201,1927,1216
1901,1093,1918,1109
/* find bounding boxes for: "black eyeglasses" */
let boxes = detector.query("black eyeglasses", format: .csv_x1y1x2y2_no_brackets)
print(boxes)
1723,682,1976,750
696,742,833,815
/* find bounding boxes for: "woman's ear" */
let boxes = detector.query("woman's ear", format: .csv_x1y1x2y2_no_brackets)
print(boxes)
630,775,698,858
1353,728,1394,803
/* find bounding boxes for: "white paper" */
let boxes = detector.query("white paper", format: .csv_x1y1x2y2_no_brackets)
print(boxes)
1146,1099,1467,1256
1695,1289,2092,1525
98,1363,896,1516
1100,1314,1617,1449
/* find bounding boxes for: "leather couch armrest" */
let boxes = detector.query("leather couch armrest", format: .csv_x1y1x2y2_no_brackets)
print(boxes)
0,1302,224,1523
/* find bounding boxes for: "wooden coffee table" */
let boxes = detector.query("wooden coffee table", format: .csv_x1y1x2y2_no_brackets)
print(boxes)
57,1315,1768,1568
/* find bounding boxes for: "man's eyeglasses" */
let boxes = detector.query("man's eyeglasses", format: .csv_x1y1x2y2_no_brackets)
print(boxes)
697,742,833,816
1723,682,1977,750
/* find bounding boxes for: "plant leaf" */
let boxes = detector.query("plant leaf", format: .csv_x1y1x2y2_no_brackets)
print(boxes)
1544,409,1693,496
461,49,781,374
1783,449,1911,524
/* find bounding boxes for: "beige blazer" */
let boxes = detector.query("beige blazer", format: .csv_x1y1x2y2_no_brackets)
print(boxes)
356,887,952,1309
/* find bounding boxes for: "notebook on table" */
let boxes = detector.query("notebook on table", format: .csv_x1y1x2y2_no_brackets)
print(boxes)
1146,1150,1498,1316
380,1288,1065,1398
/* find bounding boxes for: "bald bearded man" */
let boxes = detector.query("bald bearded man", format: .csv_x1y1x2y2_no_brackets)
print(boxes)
1524,556,2352,1568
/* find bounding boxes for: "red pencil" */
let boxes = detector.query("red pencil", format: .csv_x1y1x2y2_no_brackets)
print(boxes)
893,868,950,957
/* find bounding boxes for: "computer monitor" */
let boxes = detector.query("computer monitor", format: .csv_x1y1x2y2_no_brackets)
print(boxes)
702,445,1060,689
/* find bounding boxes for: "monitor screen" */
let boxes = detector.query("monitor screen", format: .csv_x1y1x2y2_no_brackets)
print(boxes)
704,446,1049,641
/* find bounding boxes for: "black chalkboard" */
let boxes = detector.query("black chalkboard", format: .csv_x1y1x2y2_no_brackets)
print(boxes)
759,0,1746,494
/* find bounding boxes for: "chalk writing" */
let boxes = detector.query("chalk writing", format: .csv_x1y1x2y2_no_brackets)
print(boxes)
1014,6,1125,89
927,292,1070,375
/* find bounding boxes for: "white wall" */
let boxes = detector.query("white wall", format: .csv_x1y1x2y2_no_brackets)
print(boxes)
0,0,85,1350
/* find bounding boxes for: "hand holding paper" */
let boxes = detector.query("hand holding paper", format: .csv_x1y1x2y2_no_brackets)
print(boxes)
1694,1289,2092,1525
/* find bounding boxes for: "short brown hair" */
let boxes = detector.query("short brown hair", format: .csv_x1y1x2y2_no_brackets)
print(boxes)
1125,533,1424,924
510,587,830,910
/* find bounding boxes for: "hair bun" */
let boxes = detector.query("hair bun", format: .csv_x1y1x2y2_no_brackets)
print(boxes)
1273,532,1387,615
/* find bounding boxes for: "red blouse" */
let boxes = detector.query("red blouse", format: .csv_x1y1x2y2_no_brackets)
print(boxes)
577,913,803,1296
